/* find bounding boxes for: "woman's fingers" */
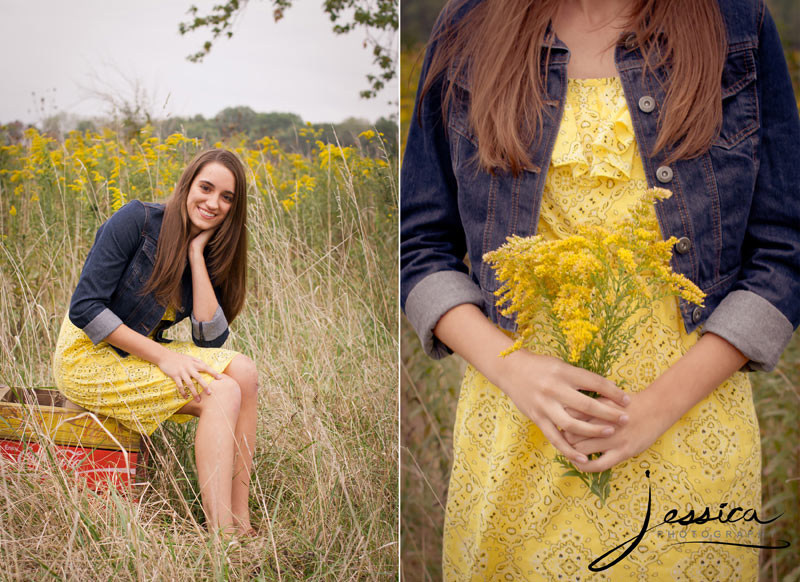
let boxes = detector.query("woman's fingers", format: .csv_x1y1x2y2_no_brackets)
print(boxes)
190,367,212,394
158,353,219,401
197,359,223,380
573,447,621,473
182,372,201,402
561,388,629,425
562,430,582,446
564,406,589,421
567,366,630,408
540,421,589,464
173,376,188,399
552,407,617,438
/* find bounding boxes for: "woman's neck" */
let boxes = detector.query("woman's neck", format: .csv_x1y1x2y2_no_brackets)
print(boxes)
552,0,632,79
568,0,632,26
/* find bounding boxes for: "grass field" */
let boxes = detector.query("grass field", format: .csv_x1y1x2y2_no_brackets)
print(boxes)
0,125,398,581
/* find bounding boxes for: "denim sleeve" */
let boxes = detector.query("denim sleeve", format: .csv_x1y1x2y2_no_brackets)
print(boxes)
69,201,146,344
191,303,230,347
703,4,800,372
400,33,484,360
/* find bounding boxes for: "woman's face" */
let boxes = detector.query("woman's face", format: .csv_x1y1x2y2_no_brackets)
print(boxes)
186,161,236,236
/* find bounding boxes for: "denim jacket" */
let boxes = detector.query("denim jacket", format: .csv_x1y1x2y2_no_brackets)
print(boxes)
69,200,229,357
401,0,800,371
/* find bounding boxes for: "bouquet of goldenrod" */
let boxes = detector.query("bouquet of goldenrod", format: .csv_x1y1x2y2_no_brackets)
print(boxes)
484,188,705,504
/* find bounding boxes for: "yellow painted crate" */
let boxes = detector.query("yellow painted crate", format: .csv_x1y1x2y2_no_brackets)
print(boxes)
0,385,149,490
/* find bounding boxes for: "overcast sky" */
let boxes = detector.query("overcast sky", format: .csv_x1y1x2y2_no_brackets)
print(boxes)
0,0,398,126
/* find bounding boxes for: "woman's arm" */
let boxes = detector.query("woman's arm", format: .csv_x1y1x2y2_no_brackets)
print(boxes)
564,332,747,472
435,303,632,465
187,230,229,346
69,201,145,343
701,5,800,371
188,229,220,321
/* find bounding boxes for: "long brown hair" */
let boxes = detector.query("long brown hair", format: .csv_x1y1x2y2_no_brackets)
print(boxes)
421,0,727,175
143,149,248,322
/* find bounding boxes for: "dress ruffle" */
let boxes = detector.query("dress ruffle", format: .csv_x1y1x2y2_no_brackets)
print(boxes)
550,78,636,182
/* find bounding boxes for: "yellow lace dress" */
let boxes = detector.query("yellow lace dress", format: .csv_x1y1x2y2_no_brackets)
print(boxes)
443,78,762,580
53,308,238,435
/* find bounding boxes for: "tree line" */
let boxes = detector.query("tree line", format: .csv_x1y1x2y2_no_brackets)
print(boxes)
1,106,398,158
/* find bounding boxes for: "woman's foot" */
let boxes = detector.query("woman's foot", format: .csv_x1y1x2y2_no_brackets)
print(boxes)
233,516,257,537
236,525,258,537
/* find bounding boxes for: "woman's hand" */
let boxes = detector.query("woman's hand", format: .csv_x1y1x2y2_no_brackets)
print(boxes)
561,332,749,472
156,350,224,402
495,350,631,464
433,304,631,465
188,228,216,258
104,324,225,401
561,391,675,472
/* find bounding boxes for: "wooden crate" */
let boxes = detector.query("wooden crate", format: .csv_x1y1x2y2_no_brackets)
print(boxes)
0,385,149,494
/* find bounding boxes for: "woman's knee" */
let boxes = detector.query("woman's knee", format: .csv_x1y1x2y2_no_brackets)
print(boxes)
205,374,242,417
225,355,259,400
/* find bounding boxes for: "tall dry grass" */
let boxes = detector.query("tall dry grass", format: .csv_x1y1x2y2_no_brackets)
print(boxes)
0,127,398,581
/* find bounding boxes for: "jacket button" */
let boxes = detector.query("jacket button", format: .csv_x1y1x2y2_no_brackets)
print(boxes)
638,96,656,113
620,32,637,50
656,165,673,183
675,236,692,254
692,306,703,323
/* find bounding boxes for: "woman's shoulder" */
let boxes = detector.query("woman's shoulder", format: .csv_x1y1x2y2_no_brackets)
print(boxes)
431,0,483,37
105,200,165,234
716,0,762,42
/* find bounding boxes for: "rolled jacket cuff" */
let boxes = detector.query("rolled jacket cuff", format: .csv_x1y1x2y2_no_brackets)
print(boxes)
702,289,794,372
83,308,124,345
405,270,485,359
191,305,228,342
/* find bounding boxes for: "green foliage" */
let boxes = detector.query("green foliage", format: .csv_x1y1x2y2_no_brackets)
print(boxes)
400,46,424,156
179,0,398,99
159,108,398,158
400,318,460,581
3,104,400,161
400,0,445,50
752,332,800,582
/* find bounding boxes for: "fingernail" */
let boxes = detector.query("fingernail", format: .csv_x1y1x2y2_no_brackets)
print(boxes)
602,427,614,436
619,414,629,424
622,394,631,405
576,454,588,463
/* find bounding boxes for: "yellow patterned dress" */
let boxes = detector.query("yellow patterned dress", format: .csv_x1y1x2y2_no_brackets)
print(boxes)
443,78,762,580
53,308,238,435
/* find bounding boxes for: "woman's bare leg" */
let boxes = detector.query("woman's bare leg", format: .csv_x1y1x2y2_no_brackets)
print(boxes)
178,374,242,533
222,355,259,533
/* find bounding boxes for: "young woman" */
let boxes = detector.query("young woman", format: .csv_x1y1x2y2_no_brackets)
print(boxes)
401,0,800,578
54,149,259,536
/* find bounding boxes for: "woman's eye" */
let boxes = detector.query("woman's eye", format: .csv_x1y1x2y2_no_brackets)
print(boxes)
224,195,234,203
200,184,210,192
